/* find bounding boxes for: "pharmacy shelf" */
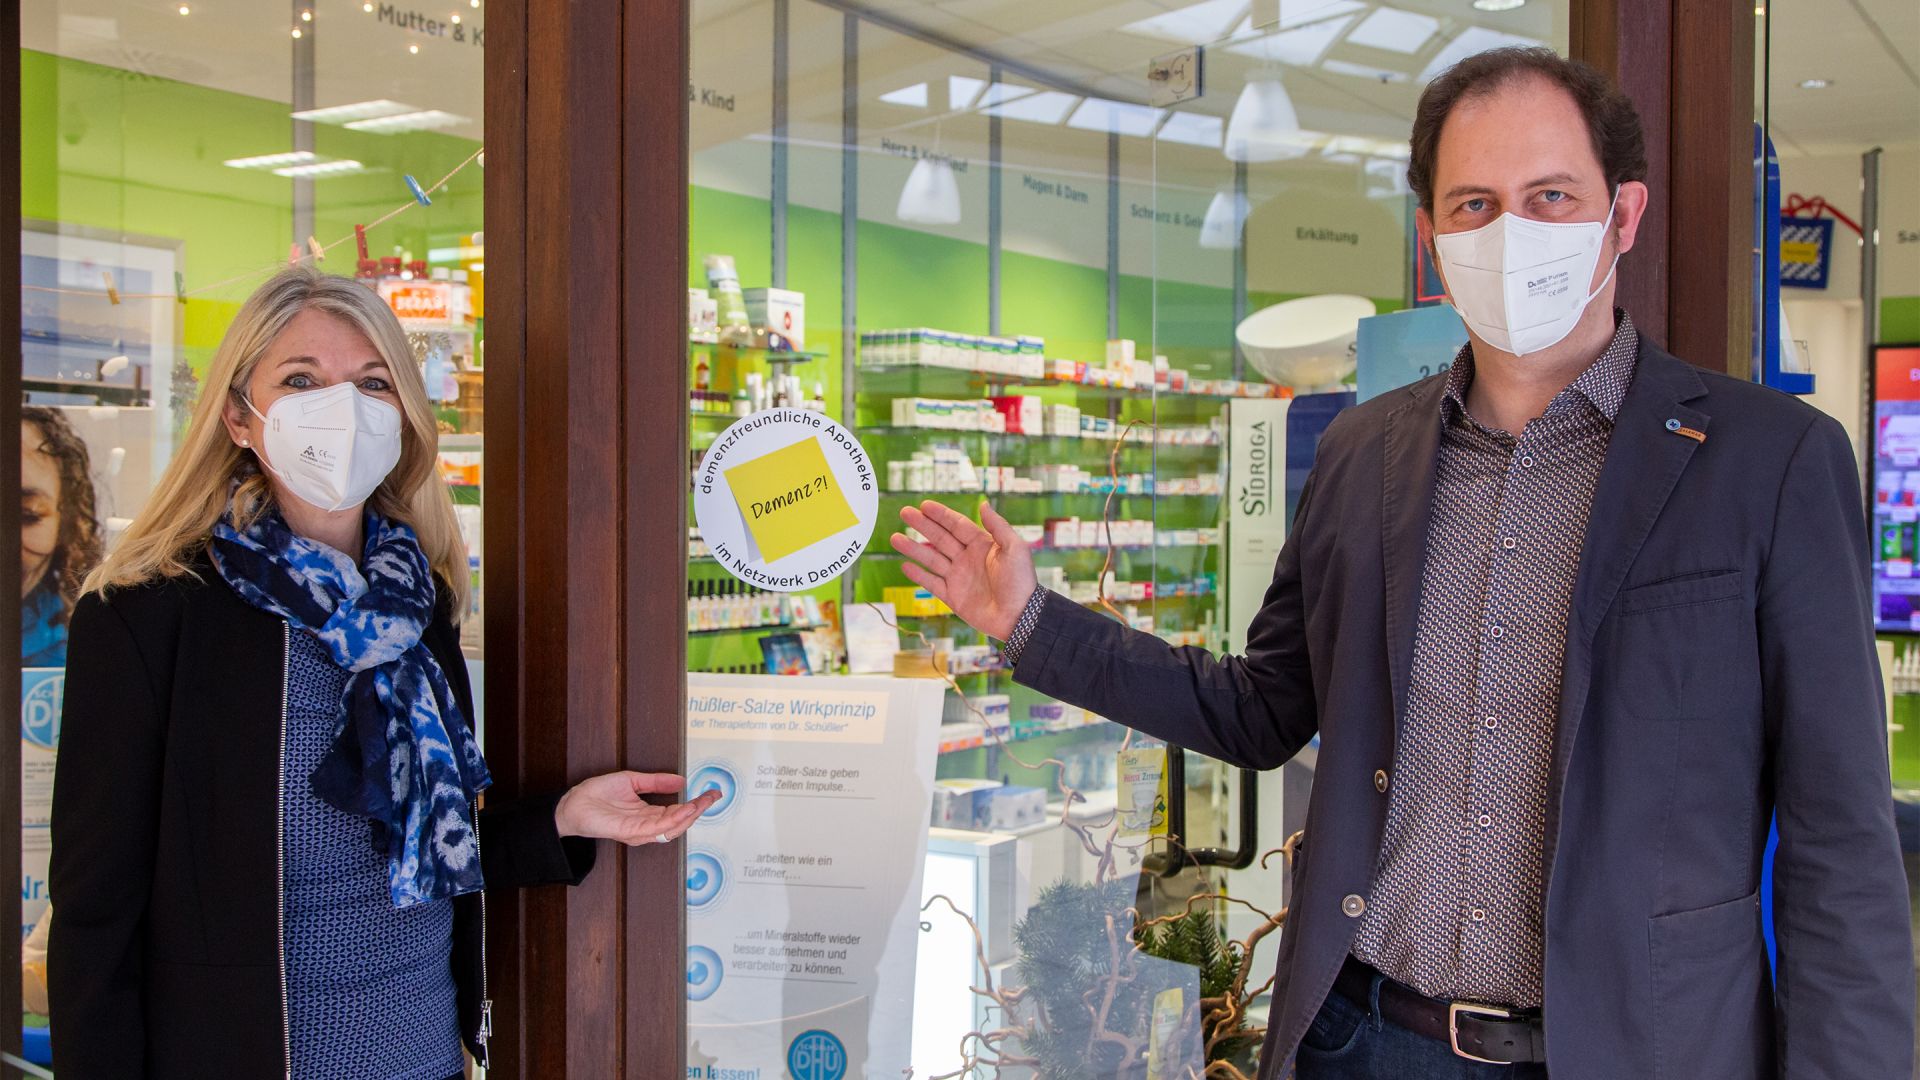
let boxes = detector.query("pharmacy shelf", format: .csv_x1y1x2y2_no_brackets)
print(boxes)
880,489,1220,500
437,433,485,451
399,318,476,335
936,718,1121,755
867,544,1218,560
688,341,830,364
857,426,1221,451
688,622,828,637
889,610,1214,650
856,364,1284,403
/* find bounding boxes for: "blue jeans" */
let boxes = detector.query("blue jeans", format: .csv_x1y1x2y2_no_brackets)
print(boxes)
1293,973,1550,1080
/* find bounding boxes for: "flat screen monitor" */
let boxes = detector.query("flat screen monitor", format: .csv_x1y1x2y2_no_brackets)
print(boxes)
1869,343,1920,632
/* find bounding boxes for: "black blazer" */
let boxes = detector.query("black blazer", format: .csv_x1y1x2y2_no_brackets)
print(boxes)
48,556,596,1079
1015,337,1915,1079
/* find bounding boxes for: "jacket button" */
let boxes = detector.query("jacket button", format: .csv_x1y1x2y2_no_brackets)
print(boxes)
1374,769,1390,793
1342,894,1367,918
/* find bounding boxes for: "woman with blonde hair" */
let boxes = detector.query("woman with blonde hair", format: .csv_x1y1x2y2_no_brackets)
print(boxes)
49,266,717,1079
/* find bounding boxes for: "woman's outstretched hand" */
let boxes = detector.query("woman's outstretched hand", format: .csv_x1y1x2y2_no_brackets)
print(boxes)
554,771,722,845
889,500,1038,641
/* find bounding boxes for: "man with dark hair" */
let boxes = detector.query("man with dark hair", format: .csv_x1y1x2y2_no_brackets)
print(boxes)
891,47,1914,1079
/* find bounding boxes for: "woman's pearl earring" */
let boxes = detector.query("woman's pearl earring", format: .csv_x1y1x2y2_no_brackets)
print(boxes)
241,439,250,448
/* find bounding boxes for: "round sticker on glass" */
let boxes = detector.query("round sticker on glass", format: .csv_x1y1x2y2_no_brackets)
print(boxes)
692,408,878,593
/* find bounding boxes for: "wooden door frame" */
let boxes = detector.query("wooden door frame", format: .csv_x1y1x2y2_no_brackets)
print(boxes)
0,5,26,1072
470,0,1756,1073
481,0,690,1075
1574,0,1756,375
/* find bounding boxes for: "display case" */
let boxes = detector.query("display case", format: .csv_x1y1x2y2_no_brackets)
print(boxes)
680,277,1281,815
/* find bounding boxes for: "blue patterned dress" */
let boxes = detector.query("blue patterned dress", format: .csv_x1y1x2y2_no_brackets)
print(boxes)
281,629,466,1080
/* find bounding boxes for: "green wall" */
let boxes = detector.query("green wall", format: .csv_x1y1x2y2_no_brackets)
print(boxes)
22,49,483,375
1885,298,1920,345
679,177,1412,673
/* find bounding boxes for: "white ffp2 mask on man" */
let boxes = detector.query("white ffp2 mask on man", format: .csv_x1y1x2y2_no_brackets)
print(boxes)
1433,190,1620,357
247,381,405,512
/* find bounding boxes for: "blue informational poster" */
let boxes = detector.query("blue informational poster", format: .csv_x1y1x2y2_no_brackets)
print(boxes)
21,668,63,938
1779,215,1835,290
1355,305,1469,405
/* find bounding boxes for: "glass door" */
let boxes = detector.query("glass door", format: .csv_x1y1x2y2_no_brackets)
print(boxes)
19,1,489,1072
683,1,1567,1076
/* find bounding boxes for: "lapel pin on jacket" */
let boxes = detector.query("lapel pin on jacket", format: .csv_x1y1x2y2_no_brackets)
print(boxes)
1665,417,1706,443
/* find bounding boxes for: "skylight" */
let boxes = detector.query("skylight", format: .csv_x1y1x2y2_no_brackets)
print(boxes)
880,83,929,107
1419,27,1546,81
978,81,1038,108
1321,58,1411,82
1223,15,1356,65
949,75,986,109
1068,99,1166,138
1157,111,1226,148
983,90,1080,124
1120,0,1251,45
1276,0,1365,29
1345,7,1440,54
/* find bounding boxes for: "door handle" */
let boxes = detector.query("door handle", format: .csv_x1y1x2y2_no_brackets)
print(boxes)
1149,744,1258,876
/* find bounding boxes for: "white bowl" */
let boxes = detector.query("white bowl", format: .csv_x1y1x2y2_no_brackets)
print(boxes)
1235,294,1375,389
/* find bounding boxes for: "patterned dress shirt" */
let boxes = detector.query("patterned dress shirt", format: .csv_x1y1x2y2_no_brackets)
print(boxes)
1349,312,1640,1008
1003,316,1640,1011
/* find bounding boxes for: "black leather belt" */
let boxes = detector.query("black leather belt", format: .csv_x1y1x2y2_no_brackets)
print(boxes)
1334,955,1547,1065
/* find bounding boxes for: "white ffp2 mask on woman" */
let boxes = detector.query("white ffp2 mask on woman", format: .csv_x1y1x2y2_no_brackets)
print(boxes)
1433,191,1620,358
247,381,404,512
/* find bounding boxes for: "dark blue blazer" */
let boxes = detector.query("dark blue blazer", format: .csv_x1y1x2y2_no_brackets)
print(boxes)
1013,336,1914,1079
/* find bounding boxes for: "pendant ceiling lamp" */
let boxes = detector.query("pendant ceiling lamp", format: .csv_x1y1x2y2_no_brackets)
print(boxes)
1223,74,1303,163
1198,189,1252,250
897,156,962,225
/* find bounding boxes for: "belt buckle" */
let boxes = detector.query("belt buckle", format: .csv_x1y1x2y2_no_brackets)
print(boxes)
1448,1000,1516,1065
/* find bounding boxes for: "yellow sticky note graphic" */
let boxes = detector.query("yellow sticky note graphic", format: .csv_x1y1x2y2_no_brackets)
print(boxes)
725,435,859,564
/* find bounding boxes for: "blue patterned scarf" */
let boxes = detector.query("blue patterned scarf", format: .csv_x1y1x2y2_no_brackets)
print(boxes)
210,501,492,907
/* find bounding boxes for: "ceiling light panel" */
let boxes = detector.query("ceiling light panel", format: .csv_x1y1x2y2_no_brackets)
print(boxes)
291,99,416,124
1345,7,1440,54
224,150,319,170
343,109,468,134
272,159,368,178
1068,98,1166,138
